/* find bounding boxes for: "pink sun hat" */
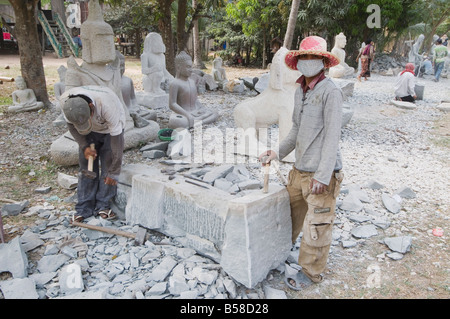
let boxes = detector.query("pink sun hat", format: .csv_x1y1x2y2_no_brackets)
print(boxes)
285,35,340,70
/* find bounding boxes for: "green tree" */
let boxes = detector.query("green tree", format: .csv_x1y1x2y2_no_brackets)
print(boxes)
225,0,289,68
417,0,450,53
104,0,158,58
284,0,301,49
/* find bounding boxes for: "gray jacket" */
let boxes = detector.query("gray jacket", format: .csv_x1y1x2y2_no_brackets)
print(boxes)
278,78,343,186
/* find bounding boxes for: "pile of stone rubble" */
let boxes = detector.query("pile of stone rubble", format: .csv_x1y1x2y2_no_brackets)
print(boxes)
370,53,408,74
0,203,279,299
0,158,418,299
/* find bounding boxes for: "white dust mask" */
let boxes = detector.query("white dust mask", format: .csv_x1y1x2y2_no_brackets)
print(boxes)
297,59,324,77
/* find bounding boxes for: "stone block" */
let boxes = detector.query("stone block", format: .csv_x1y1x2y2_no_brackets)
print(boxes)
202,164,234,184
436,102,450,113
57,172,78,189
390,99,416,110
0,278,39,299
143,150,166,159
384,236,412,254
123,164,291,288
0,236,29,278
382,193,401,214
136,92,169,109
37,254,70,273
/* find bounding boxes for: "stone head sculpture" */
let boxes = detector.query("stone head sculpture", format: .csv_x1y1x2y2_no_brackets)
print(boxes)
57,65,67,83
335,32,347,49
175,51,193,78
80,0,115,64
15,76,27,90
416,34,425,46
213,57,223,69
144,32,166,54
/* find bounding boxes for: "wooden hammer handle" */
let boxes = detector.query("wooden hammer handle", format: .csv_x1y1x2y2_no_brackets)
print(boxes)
263,163,270,193
72,221,135,239
88,143,95,172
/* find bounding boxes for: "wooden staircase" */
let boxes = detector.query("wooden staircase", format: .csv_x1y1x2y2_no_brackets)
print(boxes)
37,11,80,58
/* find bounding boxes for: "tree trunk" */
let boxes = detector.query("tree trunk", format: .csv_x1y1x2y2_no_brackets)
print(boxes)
423,11,448,54
177,0,188,53
262,29,267,69
50,0,65,21
135,29,142,59
9,0,50,107
284,0,301,49
246,43,251,66
157,0,175,76
192,0,205,69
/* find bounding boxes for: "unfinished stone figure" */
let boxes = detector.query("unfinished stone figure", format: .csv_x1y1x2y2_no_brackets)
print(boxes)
212,57,228,89
118,51,156,125
329,33,354,78
141,32,174,94
8,76,44,113
53,65,67,126
409,34,424,70
118,52,137,111
233,47,300,160
168,51,219,129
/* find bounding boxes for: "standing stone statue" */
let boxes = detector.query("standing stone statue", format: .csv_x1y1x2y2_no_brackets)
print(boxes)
329,32,354,78
408,34,425,73
8,76,44,113
211,57,228,89
141,32,174,94
168,51,218,129
136,32,174,109
357,42,366,74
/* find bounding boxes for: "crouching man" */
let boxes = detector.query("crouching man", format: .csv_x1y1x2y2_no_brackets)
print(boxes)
60,86,126,223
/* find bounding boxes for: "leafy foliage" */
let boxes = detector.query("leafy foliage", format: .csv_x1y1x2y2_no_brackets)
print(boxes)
103,0,159,55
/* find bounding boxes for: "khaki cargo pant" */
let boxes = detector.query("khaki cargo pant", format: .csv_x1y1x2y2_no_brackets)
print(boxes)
286,168,344,281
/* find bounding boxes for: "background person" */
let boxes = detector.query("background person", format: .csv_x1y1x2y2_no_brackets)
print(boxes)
394,63,417,103
433,38,448,82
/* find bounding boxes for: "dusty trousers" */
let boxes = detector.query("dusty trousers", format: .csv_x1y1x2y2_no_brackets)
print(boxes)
286,168,343,281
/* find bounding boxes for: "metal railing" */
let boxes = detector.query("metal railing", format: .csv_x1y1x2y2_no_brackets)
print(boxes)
37,10,63,58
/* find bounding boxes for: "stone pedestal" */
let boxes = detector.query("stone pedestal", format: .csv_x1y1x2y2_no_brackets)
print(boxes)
136,92,169,109
390,100,416,110
50,121,160,166
116,164,292,288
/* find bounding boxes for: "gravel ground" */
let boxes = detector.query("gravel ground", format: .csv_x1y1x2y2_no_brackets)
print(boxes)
0,54,449,299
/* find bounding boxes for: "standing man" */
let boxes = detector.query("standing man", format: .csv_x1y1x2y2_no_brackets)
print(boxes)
433,38,448,82
259,36,344,288
60,85,126,223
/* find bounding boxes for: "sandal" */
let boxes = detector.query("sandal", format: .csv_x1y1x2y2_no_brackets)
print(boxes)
284,270,313,291
70,214,84,224
98,209,116,220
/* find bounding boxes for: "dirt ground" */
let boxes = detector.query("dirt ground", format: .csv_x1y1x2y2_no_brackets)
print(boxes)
0,53,448,299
